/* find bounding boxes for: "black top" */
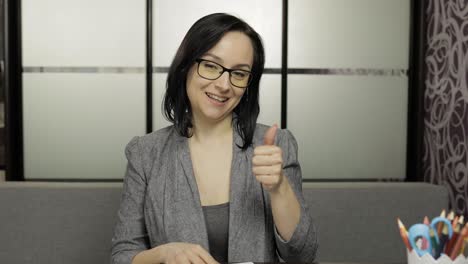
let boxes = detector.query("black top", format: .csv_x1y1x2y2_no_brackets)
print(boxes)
202,202,230,262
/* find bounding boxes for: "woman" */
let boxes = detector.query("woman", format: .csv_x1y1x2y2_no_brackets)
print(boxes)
111,13,318,264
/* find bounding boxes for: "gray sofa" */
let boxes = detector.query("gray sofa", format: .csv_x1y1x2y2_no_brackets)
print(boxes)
0,182,448,264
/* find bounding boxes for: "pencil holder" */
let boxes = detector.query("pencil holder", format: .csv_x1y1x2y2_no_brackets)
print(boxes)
407,249,468,264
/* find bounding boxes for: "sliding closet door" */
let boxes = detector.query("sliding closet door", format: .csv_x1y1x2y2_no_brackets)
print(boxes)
20,0,410,181
22,0,146,179
288,0,410,180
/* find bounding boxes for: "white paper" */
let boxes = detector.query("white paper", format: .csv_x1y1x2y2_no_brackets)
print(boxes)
407,249,468,264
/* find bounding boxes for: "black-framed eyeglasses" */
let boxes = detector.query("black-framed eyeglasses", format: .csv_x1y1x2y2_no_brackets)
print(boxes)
195,58,252,88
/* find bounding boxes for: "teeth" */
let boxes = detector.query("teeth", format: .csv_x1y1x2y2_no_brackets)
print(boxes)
206,93,228,102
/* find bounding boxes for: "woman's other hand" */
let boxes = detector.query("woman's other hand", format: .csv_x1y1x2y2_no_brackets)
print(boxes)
132,242,218,264
160,242,218,264
252,125,287,193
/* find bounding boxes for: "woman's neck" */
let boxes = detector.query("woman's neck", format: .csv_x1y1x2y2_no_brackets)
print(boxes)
190,114,233,144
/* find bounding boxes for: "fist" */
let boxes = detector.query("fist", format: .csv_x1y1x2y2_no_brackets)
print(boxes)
252,124,285,192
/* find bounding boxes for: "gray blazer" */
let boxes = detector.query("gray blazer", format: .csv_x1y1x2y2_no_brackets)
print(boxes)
111,123,318,263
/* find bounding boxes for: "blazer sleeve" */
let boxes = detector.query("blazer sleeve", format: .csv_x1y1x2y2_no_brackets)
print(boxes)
273,129,319,262
111,136,150,264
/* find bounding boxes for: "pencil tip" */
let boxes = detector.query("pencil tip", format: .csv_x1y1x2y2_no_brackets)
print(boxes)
397,218,404,227
424,216,430,224
448,211,455,219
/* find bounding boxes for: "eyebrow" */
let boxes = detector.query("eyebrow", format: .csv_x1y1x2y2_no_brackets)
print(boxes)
203,53,252,70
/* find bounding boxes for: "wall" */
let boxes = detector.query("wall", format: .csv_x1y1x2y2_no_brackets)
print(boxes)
424,0,468,216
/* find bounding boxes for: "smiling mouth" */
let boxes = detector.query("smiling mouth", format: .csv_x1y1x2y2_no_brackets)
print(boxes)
206,92,229,103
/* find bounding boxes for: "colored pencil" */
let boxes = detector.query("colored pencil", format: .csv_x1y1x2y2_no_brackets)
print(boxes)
461,237,468,256
423,216,430,250
460,222,468,255
429,226,439,257
436,224,449,258
447,211,455,223
437,210,447,236
450,223,468,260
398,218,412,251
445,216,461,255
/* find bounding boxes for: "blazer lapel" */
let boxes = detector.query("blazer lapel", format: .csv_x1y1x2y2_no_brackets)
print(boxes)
175,136,210,251
228,126,260,261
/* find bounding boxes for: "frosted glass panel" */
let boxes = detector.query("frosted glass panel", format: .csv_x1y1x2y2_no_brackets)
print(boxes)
258,75,281,126
288,75,407,180
153,73,172,131
153,73,281,131
22,0,145,66
289,0,410,68
23,73,145,179
153,0,281,67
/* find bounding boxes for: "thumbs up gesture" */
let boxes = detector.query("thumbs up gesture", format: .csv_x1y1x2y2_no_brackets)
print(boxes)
252,124,286,193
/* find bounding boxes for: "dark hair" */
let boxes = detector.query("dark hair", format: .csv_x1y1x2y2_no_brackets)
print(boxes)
163,13,265,150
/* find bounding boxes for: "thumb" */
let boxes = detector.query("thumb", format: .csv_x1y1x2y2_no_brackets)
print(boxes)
263,124,278,145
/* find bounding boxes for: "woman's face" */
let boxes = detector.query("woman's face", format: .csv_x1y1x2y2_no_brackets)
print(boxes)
186,31,254,125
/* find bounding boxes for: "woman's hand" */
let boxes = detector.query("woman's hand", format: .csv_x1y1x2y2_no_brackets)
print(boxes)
159,242,218,264
252,125,287,193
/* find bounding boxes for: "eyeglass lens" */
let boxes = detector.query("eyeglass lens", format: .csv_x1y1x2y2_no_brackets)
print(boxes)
197,60,251,88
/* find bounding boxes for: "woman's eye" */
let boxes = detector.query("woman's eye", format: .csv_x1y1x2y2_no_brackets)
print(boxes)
204,63,218,70
232,71,247,78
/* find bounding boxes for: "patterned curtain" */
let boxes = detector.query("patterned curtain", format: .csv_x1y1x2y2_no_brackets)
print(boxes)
424,0,468,216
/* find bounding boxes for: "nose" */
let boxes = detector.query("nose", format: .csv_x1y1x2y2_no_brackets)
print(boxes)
214,71,231,92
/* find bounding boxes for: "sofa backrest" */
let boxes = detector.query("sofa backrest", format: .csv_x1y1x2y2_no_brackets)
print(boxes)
0,182,122,264
0,182,448,264
303,182,448,263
